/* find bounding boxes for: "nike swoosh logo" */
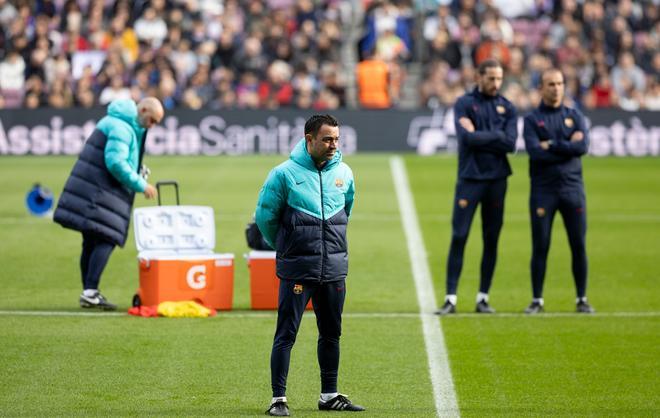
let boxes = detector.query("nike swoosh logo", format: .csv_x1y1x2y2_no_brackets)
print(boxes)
295,181,304,185
83,296,100,304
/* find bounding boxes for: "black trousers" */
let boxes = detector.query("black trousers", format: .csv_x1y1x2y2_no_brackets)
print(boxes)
530,188,588,298
270,279,346,397
80,231,115,290
446,178,507,295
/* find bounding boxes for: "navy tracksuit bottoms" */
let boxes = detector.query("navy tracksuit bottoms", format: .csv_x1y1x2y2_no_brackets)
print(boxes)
530,188,588,298
271,279,346,397
80,231,115,290
446,178,507,295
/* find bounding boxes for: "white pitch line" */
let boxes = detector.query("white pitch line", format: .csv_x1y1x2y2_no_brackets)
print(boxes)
0,310,126,317
3,213,660,225
0,310,658,319
390,156,460,418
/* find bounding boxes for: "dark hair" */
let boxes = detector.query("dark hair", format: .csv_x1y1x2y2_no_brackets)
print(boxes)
304,114,339,137
540,68,564,86
478,59,502,75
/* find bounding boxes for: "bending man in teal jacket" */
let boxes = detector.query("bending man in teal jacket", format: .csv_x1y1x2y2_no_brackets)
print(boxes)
256,115,364,416
54,98,164,310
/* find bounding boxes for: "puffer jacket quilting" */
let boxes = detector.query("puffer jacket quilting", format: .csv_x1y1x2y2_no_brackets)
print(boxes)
255,138,355,282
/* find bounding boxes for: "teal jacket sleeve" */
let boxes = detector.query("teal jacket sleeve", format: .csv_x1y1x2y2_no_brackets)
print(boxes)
104,126,147,193
345,169,355,218
255,167,287,249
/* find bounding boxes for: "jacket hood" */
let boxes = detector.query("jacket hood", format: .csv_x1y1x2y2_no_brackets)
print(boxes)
107,99,144,134
290,138,342,172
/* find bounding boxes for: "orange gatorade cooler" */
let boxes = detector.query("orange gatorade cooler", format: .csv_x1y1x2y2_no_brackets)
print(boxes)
247,250,311,310
132,182,234,310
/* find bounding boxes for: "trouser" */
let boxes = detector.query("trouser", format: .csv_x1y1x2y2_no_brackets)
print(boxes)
446,177,507,295
80,231,115,290
271,279,346,397
530,188,588,299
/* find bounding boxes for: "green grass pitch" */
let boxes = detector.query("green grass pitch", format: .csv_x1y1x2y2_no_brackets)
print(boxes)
0,155,658,416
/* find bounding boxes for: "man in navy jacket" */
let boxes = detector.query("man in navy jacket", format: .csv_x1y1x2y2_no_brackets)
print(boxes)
522,68,594,314
436,59,517,315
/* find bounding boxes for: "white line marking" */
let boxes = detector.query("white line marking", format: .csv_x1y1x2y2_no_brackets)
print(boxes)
3,213,659,225
390,156,460,418
0,310,657,318
435,311,660,318
0,310,127,317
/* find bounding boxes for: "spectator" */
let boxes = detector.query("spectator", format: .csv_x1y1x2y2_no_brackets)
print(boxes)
134,7,168,49
318,64,346,107
356,50,391,109
188,61,215,106
43,52,71,86
423,5,459,42
236,71,261,109
0,49,26,107
100,75,132,105
503,48,529,89
259,60,294,107
48,78,75,108
0,0,18,29
611,52,646,98
427,30,461,69
76,89,97,108
104,16,139,65
232,35,268,76
158,73,179,110
474,29,511,69
212,30,239,70
584,74,617,109
617,76,643,111
23,74,47,107
643,77,660,110
314,88,341,110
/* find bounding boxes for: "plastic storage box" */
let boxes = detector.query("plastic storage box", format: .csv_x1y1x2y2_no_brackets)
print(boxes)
132,190,234,310
247,250,311,310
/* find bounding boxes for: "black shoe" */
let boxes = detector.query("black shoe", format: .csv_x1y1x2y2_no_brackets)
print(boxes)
475,300,495,314
318,394,365,412
434,300,456,315
79,292,117,311
576,301,595,313
266,401,289,416
524,301,544,314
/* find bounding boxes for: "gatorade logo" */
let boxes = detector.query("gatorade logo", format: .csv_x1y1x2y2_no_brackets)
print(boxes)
186,265,207,290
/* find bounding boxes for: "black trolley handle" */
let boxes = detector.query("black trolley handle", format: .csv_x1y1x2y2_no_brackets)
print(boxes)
156,181,180,206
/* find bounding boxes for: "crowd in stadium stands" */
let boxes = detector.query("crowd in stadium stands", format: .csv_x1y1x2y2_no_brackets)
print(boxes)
0,0,658,111
360,0,659,111
0,0,349,110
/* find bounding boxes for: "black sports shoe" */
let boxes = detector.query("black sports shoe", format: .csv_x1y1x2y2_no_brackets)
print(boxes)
524,301,544,314
434,300,456,315
318,394,365,412
265,400,289,416
475,300,495,313
79,292,117,311
576,301,595,313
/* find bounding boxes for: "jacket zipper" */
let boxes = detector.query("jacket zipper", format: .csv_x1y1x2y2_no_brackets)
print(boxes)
318,169,325,283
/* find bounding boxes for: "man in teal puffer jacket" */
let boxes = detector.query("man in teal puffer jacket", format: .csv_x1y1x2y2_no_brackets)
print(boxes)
256,115,364,416
54,98,164,310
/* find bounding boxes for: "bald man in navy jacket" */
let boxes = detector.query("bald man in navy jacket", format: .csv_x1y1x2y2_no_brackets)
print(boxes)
522,68,595,314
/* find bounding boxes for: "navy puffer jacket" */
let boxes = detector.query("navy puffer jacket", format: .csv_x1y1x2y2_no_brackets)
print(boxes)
255,139,355,283
54,101,148,247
